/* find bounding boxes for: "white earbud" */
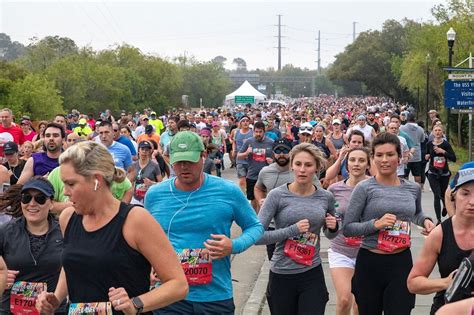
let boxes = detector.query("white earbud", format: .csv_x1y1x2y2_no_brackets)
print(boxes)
94,179,99,191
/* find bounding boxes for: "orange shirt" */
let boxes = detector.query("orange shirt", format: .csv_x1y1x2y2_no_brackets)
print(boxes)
137,133,161,147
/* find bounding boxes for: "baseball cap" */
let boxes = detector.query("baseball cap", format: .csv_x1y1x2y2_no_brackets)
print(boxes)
3,141,18,154
20,119,31,125
140,115,149,121
299,123,313,135
138,140,153,149
170,131,205,165
151,111,156,116
145,125,153,134
357,114,366,121
79,118,87,125
272,138,292,151
332,119,341,125
429,109,437,114
451,162,474,190
21,178,55,197
211,121,219,127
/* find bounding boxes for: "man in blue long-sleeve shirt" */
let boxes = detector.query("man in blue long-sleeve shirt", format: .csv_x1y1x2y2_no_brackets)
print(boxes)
145,131,264,314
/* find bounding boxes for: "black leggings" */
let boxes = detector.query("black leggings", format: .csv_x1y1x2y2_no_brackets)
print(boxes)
266,265,329,315
352,248,415,315
427,174,450,220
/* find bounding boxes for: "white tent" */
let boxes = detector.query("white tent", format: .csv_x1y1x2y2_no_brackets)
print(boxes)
225,80,266,102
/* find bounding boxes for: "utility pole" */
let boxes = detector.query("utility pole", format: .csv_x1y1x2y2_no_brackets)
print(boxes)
352,21,357,42
277,15,282,71
317,30,321,75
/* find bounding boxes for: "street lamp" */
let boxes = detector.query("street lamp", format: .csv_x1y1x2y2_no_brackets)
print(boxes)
447,27,456,67
446,27,456,141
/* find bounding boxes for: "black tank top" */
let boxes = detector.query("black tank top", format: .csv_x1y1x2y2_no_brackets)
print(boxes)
431,217,472,314
62,203,151,313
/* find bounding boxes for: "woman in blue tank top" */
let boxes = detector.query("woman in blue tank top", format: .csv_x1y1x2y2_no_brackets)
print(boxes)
36,141,188,315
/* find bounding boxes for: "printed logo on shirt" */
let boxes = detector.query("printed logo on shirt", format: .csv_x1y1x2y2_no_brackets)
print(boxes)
252,148,266,162
10,281,47,315
284,232,318,266
68,302,113,315
377,220,411,252
433,156,446,169
177,248,212,285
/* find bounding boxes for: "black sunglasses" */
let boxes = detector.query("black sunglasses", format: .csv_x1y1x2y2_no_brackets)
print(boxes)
21,193,49,205
274,148,290,154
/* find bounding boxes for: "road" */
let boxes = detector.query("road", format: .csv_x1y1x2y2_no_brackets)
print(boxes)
220,164,441,315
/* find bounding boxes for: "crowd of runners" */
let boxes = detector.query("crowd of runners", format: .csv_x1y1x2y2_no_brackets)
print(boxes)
0,94,471,315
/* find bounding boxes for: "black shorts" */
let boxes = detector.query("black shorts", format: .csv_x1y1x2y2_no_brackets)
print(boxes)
154,298,234,314
246,178,257,200
405,161,422,177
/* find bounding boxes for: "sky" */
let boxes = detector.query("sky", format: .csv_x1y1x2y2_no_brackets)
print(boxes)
0,0,443,70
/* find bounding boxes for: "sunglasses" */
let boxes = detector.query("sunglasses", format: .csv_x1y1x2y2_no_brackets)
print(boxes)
274,148,290,154
21,193,49,205
113,129,119,132
299,126,313,132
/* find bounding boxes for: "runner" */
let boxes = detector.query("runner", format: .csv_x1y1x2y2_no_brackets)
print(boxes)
0,108,24,157
17,123,65,184
237,121,274,211
343,132,435,315
345,115,376,144
0,142,26,185
0,177,66,313
36,141,188,315
407,162,474,314
256,143,338,314
425,124,456,225
145,131,263,314
128,141,162,206
329,119,348,153
327,147,371,315
233,115,253,193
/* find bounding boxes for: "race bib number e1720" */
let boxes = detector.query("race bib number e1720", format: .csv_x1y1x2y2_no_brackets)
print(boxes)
178,248,212,286
284,232,318,266
68,302,113,315
10,281,46,315
377,220,411,252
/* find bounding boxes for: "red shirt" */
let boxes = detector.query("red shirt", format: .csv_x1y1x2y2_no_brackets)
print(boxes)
0,125,25,156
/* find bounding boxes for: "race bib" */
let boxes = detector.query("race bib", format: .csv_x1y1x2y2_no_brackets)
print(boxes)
344,236,363,247
178,249,212,286
68,302,113,315
10,281,46,315
433,156,446,169
284,232,318,266
252,148,266,162
134,183,148,200
377,220,411,252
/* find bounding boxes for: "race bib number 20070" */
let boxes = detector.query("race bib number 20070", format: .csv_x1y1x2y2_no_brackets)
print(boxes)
10,281,46,315
178,248,212,286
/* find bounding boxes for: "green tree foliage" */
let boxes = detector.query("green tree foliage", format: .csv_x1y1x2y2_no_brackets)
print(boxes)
0,33,26,61
182,61,232,107
8,73,63,119
0,61,28,105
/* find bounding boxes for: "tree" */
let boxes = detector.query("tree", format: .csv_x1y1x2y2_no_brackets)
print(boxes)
0,61,28,105
211,56,227,68
232,57,247,72
0,33,26,61
8,74,63,119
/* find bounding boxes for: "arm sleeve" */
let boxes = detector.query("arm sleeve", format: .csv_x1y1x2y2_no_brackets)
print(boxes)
444,141,456,162
231,185,264,254
413,186,430,227
323,193,338,239
255,191,300,245
343,184,378,237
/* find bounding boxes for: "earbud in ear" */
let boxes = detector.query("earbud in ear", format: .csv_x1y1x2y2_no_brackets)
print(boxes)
94,179,99,191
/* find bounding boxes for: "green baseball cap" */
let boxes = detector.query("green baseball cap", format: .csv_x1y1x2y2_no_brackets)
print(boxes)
170,131,205,165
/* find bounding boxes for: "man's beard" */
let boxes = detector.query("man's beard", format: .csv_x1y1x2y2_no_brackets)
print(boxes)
276,157,289,167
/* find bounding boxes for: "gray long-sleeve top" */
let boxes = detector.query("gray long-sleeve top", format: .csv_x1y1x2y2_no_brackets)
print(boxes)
257,184,338,274
343,177,431,250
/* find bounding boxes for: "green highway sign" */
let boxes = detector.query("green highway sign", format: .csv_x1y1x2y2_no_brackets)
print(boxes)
234,96,255,103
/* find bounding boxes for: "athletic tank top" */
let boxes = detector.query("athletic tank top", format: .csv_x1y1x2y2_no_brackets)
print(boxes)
62,203,151,314
313,137,330,158
32,152,59,176
330,133,345,150
431,217,472,314
235,129,253,165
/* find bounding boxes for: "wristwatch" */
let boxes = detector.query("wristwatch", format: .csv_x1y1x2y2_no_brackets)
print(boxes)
131,296,144,314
